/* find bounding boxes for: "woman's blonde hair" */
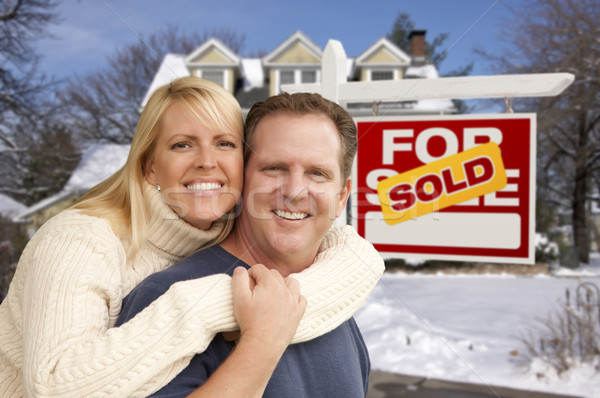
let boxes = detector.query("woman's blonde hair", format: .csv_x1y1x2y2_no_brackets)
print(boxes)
72,77,244,257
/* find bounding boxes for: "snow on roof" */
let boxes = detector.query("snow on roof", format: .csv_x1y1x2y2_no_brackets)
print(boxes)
241,58,264,91
404,65,455,111
346,58,355,79
65,144,131,191
141,54,190,107
13,190,76,222
413,98,455,111
406,65,440,79
15,144,132,222
0,194,26,217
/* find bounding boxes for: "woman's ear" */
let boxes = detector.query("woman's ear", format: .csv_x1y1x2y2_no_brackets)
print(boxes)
143,156,157,185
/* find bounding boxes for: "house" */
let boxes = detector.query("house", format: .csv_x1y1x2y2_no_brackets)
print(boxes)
16,30,454,232
14,144,130,235
142,30,455,116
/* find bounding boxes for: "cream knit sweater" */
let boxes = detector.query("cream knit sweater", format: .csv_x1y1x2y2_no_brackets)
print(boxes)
0,185,384,398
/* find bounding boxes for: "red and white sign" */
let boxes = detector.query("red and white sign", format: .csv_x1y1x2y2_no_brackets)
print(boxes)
352,114,536,264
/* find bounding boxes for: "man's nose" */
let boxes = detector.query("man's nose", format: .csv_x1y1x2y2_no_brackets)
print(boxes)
280,172,308,201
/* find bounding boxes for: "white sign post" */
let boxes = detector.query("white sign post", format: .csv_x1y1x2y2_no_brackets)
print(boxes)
282,39,574,264
283,40,574,105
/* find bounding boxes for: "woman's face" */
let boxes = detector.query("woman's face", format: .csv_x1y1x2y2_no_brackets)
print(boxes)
145,101,244,230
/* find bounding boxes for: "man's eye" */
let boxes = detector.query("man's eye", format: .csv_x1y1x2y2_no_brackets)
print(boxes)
310,170,327,179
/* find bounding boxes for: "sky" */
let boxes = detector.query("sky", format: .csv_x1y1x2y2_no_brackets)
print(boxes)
34,0,519,81
356,259,600,397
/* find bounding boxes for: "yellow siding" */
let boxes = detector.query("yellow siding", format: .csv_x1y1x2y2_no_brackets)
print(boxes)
191,48,230,64
269,69,277,96
227,69,235,94
361,69,368,81
273,42,319,64
397,68,404,79
363,48,398,64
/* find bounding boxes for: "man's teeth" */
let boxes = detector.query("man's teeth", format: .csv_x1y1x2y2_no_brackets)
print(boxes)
186,182,222,191
274,210,308,220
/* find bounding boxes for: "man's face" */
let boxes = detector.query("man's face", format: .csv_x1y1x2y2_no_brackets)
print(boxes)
238,112,351,274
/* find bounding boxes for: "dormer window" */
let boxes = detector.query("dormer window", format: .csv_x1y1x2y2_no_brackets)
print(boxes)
280,70,295,85
355,37,411,84
302,70,317,83
184,38,241,95
263,32,323,96
200,70,225,87
371,70,394,81
275,68,320,93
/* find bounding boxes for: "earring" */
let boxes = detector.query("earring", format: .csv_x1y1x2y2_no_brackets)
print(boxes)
155,184,161,192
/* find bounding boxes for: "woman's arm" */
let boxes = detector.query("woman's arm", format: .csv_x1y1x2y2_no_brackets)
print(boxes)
15,218,235,398
290,225,385,343
16,221,380,397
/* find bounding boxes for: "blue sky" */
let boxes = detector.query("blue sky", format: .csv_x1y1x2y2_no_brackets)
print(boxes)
35,0,518,81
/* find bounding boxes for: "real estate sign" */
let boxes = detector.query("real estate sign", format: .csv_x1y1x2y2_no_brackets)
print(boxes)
352,114,536,264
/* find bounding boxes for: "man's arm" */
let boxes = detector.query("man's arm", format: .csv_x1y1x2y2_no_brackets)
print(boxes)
180,265,305,398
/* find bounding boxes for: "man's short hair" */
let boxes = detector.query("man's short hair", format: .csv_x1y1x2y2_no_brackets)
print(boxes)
244,92,357,181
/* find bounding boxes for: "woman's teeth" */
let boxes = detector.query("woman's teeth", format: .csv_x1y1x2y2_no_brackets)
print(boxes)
186,182,222,191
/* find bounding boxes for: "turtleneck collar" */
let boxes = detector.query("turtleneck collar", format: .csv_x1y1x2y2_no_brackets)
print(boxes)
143,182,227,259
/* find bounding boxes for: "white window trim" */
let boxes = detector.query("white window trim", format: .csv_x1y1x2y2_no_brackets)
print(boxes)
195,69,229,90
367,68,398,81
275,68,320,94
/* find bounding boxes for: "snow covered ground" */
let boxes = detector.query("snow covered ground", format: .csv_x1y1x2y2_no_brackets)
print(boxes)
356,255,600,398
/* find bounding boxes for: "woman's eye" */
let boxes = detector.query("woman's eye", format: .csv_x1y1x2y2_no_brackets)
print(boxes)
171,142,191,150
218,141,236,148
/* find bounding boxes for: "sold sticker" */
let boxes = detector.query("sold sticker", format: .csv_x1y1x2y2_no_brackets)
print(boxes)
377,142,507,225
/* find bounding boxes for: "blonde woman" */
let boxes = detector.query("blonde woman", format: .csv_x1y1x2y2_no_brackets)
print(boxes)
0,77,384,397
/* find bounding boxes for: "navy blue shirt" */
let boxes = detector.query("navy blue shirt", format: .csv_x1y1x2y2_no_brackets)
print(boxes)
117,245,370,397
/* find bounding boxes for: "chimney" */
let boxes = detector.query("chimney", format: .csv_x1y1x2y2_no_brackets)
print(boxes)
408,30,427,65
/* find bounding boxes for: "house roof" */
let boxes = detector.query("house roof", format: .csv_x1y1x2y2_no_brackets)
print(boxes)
240,58,264,91
14,144,131,222
139,31,453,115
185,37,241,66
64,144,130,191
263,31,322,66
141,54,190,107
406,65,440,79
355,37,411,66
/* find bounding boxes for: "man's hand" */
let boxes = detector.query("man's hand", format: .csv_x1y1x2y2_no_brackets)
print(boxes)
232,265,306,352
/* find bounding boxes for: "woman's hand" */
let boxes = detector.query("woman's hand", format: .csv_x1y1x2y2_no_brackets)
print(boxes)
231,265,306,352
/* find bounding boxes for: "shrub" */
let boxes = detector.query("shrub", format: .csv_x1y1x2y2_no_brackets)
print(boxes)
514,282,600,375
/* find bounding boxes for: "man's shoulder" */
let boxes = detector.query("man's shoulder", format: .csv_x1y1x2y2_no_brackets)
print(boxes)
136,245,244,292
168,245,247,278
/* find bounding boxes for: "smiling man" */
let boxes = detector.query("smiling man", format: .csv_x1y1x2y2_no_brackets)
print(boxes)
117,92,373,398
227,100,353,277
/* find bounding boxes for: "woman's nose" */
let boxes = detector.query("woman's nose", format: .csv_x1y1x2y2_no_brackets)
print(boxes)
194,147,216,169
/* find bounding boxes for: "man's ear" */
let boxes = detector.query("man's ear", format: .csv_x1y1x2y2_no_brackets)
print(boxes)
335,178,352,218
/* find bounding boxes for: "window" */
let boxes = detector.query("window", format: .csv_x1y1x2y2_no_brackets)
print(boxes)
202,70,225,87
371,70,394,81
301,70,317,83
276,69,319,93
280,71,295,85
